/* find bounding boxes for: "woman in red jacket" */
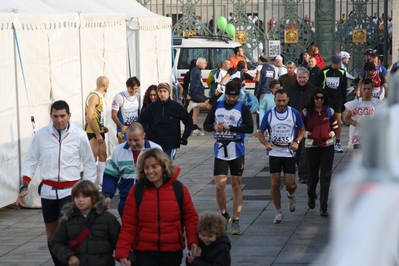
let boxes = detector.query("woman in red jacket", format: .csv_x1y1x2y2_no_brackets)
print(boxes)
308,44,325,69
301,89,338,217
115,148,199,266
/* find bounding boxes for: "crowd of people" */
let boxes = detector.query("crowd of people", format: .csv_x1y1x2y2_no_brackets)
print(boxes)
14,41,391,265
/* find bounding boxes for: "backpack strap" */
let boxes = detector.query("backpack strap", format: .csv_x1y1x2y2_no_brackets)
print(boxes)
172,180,184,229
134,181,145,210
134,180,184,229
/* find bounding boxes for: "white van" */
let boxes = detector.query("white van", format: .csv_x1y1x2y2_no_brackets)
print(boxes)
172,36,257,93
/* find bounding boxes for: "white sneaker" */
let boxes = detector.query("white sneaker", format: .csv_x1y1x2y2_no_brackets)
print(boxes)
191,129,204,136
288,194,297,212
274,211,283,224
187,100,196,113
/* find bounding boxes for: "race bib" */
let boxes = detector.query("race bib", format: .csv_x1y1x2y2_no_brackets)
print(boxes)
266,71,274,78
326,77,340,89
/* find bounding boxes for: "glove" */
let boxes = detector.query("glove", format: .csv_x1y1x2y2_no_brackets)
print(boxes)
256,65,263,71
180,137,188,146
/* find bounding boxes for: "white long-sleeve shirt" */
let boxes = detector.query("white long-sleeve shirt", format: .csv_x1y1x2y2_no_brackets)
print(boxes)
21,123,96,199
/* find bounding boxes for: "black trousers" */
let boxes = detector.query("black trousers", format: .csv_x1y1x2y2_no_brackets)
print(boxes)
305,145,334,210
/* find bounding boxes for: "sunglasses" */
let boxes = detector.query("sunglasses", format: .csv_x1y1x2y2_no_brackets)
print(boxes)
314,96,325,100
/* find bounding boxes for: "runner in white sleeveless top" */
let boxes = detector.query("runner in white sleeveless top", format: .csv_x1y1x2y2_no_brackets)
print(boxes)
258,89,305,224
344,78,384,155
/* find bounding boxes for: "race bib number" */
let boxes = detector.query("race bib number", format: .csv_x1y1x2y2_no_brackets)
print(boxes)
266,71,274,78
271,136,290,146
326,77,340,89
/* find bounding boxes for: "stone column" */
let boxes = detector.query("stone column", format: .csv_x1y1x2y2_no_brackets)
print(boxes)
392,0,399,63
315,0,335,64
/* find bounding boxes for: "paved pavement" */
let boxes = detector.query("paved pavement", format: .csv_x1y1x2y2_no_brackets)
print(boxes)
0,113,353,266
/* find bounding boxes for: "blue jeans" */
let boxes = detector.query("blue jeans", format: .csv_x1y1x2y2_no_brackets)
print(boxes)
135,251,183,266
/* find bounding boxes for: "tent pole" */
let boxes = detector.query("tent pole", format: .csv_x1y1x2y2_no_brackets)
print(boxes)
13,24,22,185
78,13,85,129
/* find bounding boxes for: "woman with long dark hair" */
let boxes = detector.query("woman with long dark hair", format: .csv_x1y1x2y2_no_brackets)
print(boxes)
301,88,338,217
141,85,158,113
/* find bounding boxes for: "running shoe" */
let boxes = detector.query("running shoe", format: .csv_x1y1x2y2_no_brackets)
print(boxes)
222,212,232,231
191,129,204,136
288,194,297,212
334,142,343,153
308,197,315,209
273,211,283,224
187,100,196,113
231,220,242,235
320,209,329,217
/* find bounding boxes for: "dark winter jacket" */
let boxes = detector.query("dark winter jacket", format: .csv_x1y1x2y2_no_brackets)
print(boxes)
139,98,193,150
301,105,338,147
286,81,317,112
186,234,231,266
115,166,199,260
50,199,121,266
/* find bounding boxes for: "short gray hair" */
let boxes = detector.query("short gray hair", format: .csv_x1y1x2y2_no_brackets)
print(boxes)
196,57,206,65
296,66,309,76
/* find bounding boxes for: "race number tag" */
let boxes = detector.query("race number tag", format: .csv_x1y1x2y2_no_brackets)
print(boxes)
326,77,340,89
266,71,274,78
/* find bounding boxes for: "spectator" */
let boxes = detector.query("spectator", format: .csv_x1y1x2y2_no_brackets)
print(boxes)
50,180,120,266
186,212,231,265
230,46,247,70
115,148,199,266
259,79,280,122
308,44,325,69
301,51,310,69
271,55,287,78
141,85,158,113
139,83,193,160
278,61,297,89
308,56,321,86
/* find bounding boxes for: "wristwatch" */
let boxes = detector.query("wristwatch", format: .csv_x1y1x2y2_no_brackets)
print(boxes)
295,140,300,144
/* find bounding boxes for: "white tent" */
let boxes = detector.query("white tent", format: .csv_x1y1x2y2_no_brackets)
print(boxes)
0,0,172,208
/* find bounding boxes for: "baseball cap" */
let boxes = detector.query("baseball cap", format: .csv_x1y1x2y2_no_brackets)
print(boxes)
331,55,342,65
339,51,351,59
271,55,283,61
259,55,268,63
364,48,376,55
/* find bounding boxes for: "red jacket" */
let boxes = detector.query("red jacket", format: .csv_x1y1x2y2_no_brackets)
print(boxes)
115,166,199,259
301,106,338,147
313,54,325,69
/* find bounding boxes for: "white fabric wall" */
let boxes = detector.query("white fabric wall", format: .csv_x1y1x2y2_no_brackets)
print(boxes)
0,14,20,207
0,0,171,208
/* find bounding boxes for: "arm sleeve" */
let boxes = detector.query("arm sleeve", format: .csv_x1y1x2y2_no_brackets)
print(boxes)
229,105,254,134
102,151,122,198
180,106,193,139
79,133,97,182
380,72,387,84
50,221,75,264
20,133,41,181
294,109,304,128
111,93,123,111
107,214,121,249
243,72,254,80
259,98,267,122
182,185,199,248
203,103,218,132
115,185,139,260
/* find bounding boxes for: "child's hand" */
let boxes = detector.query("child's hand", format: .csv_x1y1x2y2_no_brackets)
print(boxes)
68,255,80,266
186,252,195,264
120,258,131,266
